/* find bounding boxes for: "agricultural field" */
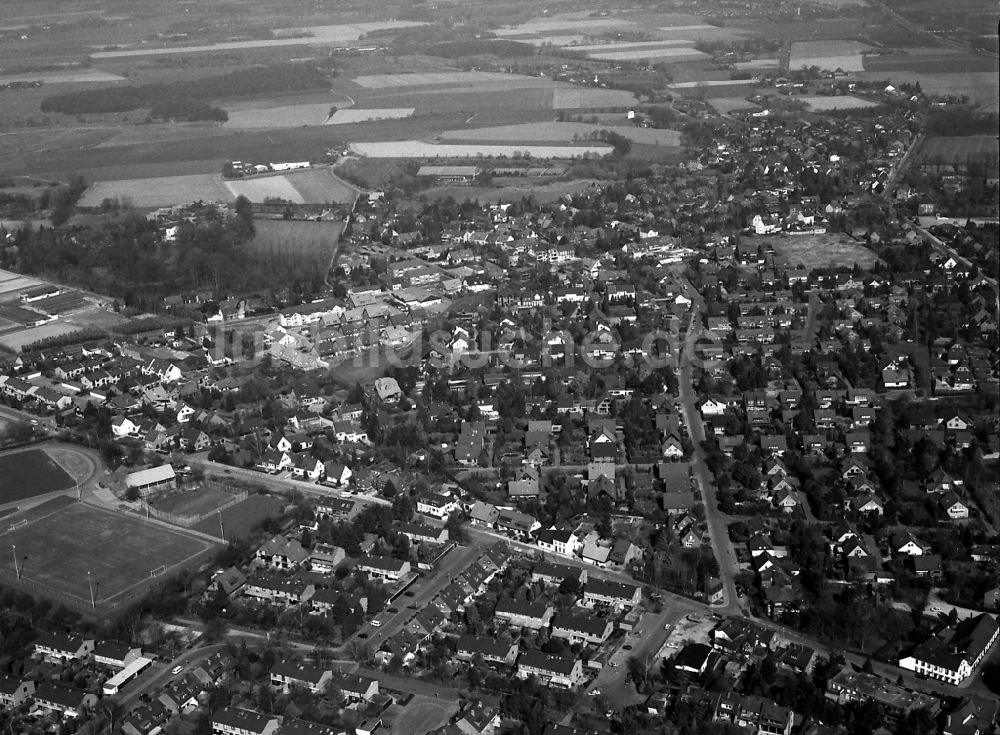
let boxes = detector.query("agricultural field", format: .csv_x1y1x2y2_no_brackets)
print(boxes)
351,71,531,89
769,233,879,270
79,173,231,208
80,167,356,209
438,121,682,147
192,493,285,541
551,88,637,109
0,269,45,302
919,136,999,167
349,140,612,159
224,103,335,129
0,503,217,607
709,97,761,114
90,20,427,59
585,47,709,62
326,108,414,125
0,321,84,352
0,70,126,84
862,48,996,74
0,449,76,506
789,40,873,73
249,219,344,264
857,71,999,111
797,95,880,111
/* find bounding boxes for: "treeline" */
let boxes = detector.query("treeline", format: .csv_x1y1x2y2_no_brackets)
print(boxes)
925,108,999,137
424,39,535,58
39,63,330,117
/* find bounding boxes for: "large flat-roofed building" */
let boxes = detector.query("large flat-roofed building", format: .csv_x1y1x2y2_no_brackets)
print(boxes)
124,465,176,497
826,669,940,723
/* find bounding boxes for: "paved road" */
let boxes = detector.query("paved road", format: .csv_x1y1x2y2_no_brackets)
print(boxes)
587,605,703,707
349,544,481,646
677,310,747,617
190,456,390,507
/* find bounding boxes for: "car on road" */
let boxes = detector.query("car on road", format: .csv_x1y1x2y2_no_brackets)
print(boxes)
358,633,368,639
387,607,398,614
609,661,619,668
171,665,183,675
622,644,633,651
588,689,601,696
370,619,381,627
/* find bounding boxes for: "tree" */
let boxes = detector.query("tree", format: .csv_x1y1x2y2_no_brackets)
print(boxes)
626,654,648,692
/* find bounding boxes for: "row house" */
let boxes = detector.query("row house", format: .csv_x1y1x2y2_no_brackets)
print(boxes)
243,574,314,607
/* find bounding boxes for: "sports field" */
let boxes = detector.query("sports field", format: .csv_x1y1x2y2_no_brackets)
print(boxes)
0,448,76,505
150,485,237,518
770,233,879,270
192,494,285,540
0,503,217,605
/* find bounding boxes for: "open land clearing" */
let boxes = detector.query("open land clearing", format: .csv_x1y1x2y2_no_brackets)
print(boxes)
438,121,681,147
769,233,880,270
349,140,612,159
0,502,218,608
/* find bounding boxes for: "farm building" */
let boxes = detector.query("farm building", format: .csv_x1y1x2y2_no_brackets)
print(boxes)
416,165,481,185
124,465,177,497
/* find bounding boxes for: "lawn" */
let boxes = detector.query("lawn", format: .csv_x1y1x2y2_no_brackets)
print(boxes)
0,449,76,505
0,503,217,605
191,494,285,540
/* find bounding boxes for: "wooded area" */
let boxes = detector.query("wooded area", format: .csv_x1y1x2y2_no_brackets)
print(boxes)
39,64,331,119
